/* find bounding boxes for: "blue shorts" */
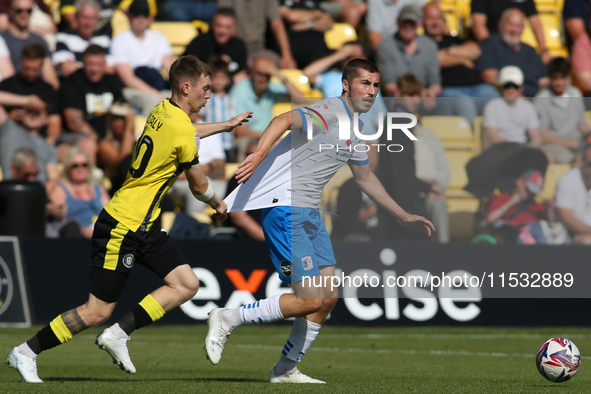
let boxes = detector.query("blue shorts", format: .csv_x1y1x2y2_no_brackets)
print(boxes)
261,206,337,285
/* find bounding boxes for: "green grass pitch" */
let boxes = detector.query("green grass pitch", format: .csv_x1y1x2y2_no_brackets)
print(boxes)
0,325,589,393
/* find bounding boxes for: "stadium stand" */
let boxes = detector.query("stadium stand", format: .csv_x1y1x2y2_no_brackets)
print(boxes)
540,163,572,200
443,149,476,198
521,10,568,57
149,22,198,57
420,116,478,152
112,9,130,37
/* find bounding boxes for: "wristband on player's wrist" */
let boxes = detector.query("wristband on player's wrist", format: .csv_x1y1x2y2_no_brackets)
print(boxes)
193,184,215,202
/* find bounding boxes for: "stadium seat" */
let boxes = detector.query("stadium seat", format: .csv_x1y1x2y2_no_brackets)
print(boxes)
225,163,239,180
441,7,463,37
324,23,358,50
111,9,130,37
134,115,147,139
160,211,176,231
586,111,591,129
320,166,353,233
447,197,480,239
270,69,312,95
272,102,293,118
420,116,477,151
540,163,571,200
0,165,3,181
444,149,476,197
191,20,209,33
521,10,566,56
473,116,483,153
150,22,198,56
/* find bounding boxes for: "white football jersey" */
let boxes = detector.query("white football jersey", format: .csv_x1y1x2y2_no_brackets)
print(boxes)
225,97,369,212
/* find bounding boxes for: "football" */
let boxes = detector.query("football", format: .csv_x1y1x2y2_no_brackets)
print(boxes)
536,338,581,382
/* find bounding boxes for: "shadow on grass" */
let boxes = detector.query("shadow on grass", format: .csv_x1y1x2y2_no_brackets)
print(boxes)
528,385,570,389
45,377,265,383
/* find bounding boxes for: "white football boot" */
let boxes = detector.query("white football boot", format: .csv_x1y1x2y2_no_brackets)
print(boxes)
204,308,233,365
96,327,136,374
269,367,326,384
5,347,43,383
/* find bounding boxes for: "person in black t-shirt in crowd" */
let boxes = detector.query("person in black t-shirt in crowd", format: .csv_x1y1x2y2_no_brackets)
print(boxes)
423,2,498,124
278,0,333,69
0,43,62,145
471,0,551,64
59,44,125,166
182,7,248,85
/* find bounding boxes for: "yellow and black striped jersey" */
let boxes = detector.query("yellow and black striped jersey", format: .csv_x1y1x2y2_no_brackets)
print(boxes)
105,99,199,232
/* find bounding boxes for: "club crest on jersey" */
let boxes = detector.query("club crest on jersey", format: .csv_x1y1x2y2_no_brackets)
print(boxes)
122,254,135,268
301,256,313,271
280,260,292,278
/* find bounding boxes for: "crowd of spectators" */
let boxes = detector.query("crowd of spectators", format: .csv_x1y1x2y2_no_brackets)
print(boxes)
0,0,590,245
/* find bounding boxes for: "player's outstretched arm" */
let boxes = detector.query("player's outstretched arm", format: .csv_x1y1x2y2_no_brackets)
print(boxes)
236,108,303,183
185,164,228,221
197,111,253,138
349,161,435,236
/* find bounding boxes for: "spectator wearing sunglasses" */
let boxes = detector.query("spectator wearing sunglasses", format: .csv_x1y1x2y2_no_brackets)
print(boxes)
482,66,542,150
0,0,59,89
47,146,110,238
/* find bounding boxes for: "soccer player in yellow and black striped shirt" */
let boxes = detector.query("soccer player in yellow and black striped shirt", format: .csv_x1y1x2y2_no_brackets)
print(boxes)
6,56,252,383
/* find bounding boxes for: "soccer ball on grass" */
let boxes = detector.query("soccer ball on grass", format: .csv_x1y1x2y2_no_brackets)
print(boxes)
536,337,580,382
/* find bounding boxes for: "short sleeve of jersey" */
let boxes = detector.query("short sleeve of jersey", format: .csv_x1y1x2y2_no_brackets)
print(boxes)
175,129,199,169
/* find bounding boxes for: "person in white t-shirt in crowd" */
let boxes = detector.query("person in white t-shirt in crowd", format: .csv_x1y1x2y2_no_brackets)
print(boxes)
482,66,542,151
555,143,591,244
110,0,173,117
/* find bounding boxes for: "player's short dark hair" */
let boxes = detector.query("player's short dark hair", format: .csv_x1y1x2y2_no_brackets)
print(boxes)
548,57,570,77
83,44,107,57
169,55,212,92
397,73,422,96
342,58,379,86
208,57,231,78
214,7,236,19
21,43,45,61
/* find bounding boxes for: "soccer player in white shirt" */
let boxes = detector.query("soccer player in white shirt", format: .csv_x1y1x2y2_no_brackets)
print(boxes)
204,58,434,383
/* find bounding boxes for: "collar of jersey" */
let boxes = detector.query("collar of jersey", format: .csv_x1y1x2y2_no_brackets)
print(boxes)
338,97,353,120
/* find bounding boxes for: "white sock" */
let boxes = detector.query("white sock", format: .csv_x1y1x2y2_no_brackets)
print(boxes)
17,343,37,358
109,323,128,339
275,317,321,375
222,294,284,329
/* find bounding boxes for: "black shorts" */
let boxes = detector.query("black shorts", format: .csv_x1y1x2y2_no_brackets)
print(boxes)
89,210,188,302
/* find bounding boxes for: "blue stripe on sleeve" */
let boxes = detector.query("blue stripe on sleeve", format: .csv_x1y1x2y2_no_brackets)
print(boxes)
349,158,370,166
296,107,307,134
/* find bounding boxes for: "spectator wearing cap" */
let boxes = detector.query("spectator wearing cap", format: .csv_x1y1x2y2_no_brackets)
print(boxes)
556,143,591,244
476,8,548,97
53,0,113,78
366,0,425,52
534,57,590,164
110,0,173,117
0,0,59,89
0,43,61,146
377,4,441,102
471,0,551,64
482,66,542,150
182,8,248,85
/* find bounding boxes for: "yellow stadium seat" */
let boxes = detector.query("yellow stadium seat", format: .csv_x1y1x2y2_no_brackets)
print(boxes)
540,163,572,200
447,197,480,238
421,116,477,151
191,20,209,33
134,115,147,139
270,69,312,95
521,10,565,54
0,165,3,181
324,23,358,50
321,166,353,233
111,9,130,37
150,22,198,56
225,163,239,179
586,111,591,129
473,115,483,153
444,150,476,197
441,8,463,37
272,102,293,118
160,212,176,231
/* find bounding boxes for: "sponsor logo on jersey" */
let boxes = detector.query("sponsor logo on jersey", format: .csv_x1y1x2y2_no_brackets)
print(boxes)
301,256,313,271
280,260,292,278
